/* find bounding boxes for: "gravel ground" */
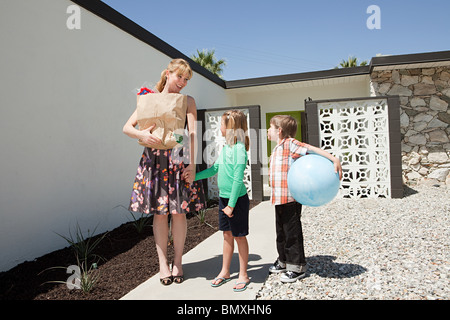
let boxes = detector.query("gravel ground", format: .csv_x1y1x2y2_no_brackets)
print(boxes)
255,184,449,300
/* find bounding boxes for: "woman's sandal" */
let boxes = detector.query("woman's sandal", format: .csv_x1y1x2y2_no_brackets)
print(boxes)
173,275,184,284
160,275,173,286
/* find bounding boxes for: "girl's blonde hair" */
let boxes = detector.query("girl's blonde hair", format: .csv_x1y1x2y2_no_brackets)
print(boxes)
222,110,250,151
156,58,193,92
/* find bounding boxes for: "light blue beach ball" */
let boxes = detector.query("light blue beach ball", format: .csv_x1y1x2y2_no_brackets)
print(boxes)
287,154,340,207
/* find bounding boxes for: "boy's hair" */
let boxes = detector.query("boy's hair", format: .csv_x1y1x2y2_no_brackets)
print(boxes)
270,115,298,139
222,110,250,151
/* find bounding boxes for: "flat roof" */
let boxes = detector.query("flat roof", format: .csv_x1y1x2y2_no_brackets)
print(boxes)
371,50,450,69
73,0,450,90
225,66,371,89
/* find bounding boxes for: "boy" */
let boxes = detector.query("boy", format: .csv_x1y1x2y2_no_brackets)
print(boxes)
267,115,342,283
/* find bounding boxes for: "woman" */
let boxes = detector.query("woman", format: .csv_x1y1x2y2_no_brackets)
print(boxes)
123,59,206,285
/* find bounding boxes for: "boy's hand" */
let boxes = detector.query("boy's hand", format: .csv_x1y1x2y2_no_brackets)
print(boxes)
333,158,343,180
223,206,234,218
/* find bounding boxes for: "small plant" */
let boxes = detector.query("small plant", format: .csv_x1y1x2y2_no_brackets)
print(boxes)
55,222,108,263
196,209,214,229
114,205,153,234
129,211,153,234
40,222,108,294
72,256,100,293
40,255,100,294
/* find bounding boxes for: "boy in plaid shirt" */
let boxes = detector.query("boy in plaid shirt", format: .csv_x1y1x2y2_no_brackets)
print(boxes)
268,115,342,282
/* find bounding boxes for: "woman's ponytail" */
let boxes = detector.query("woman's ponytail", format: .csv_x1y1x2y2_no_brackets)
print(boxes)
155,69,167,93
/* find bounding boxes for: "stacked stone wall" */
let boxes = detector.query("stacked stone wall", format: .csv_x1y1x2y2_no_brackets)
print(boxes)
370,66,450,186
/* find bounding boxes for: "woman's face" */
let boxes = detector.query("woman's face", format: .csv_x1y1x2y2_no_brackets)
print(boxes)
165,70,190,93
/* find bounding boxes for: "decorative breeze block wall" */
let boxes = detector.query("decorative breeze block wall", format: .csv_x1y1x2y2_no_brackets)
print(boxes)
318,99,392,198
305,96,403,198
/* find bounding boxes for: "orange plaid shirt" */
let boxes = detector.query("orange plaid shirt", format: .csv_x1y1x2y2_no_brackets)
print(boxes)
269,138,310,205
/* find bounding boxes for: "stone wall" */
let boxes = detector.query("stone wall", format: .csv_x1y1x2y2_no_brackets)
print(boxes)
370,66,450,186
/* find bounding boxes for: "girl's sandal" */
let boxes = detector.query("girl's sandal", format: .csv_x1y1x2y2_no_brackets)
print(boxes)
211,277,231,287
160,275,173,286
233,281,250,292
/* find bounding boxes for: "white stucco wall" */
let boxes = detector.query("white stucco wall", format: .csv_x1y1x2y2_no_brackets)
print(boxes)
0,0,229,272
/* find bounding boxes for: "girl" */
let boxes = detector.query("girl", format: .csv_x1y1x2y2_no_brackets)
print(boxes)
193,110,251,292
123,59,206,285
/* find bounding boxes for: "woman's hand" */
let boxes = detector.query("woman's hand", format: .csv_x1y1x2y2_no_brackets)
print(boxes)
138,124,161,147
182,163,195,184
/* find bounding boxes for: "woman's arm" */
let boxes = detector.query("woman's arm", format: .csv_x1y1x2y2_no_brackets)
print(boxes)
182,96,197,183
122,109,161,146
185,96,197,165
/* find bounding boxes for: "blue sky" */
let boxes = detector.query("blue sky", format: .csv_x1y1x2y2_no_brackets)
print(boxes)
101,0,449,80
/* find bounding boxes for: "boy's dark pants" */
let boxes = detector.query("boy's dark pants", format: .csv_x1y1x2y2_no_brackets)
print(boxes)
275,201,307,273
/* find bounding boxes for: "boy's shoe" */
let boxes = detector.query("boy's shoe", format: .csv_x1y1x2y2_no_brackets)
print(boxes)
280,270,306,283
269,260,286,274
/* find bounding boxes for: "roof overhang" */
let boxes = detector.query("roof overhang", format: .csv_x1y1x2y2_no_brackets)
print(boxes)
226,74,369,94
371,50,450,71
225,66,370,93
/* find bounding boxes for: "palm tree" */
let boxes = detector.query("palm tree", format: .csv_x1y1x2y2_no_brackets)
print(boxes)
336,56,368,68
191,49,226,78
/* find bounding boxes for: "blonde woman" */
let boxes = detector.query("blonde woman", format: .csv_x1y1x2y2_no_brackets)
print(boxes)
123,59,206,285
194,110,251,292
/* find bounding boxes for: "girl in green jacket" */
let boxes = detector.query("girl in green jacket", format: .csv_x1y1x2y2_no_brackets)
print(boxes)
194,110,250,292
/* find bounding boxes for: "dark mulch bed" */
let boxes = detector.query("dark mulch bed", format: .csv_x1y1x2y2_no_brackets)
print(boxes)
0,200,259,300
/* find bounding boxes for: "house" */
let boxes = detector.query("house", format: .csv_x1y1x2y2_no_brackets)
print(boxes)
0,0,448,272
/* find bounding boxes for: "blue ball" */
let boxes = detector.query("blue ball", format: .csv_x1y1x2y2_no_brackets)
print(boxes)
287,154,340,207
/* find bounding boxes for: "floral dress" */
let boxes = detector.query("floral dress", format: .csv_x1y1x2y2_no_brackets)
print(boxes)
129,144,206,215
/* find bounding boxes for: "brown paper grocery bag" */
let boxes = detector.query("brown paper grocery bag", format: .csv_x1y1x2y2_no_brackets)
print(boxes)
136,93,187,149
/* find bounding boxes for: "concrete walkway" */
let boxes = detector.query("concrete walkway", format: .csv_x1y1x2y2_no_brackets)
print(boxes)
121,201,276,300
